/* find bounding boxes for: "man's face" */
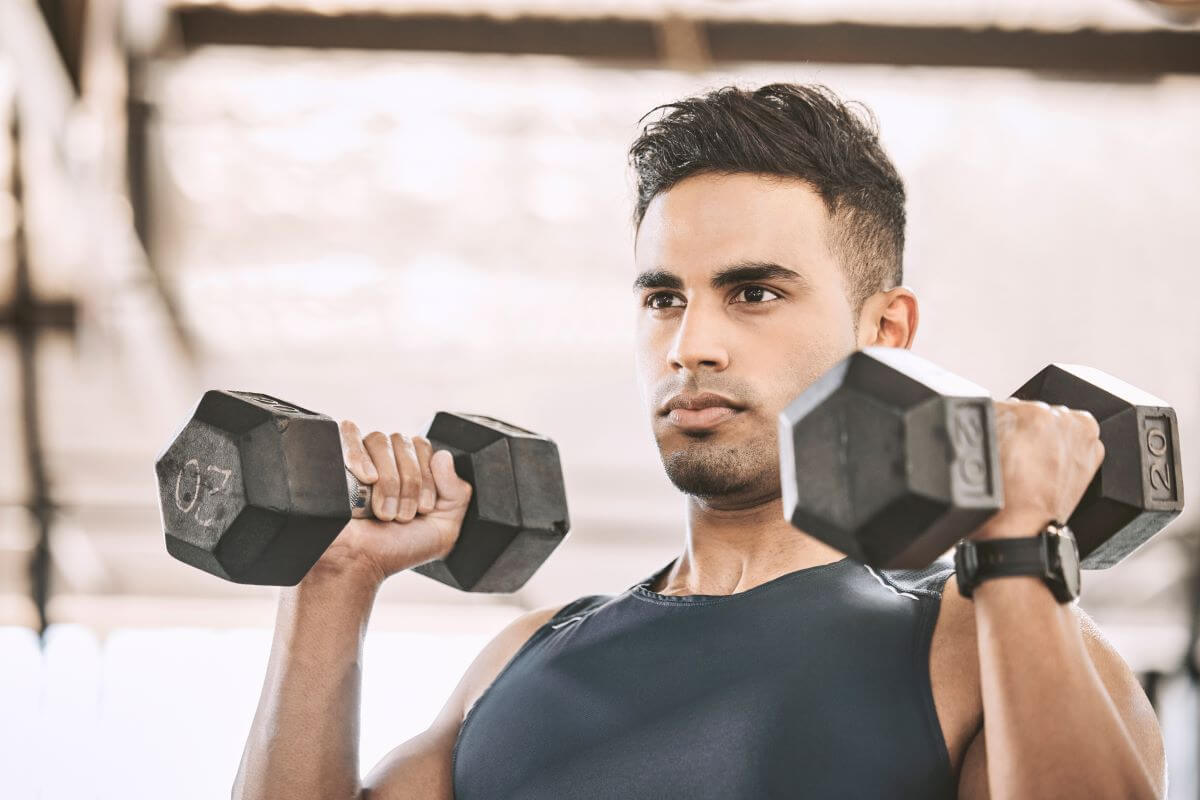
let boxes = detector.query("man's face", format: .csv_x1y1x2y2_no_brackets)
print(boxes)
633,172,860,506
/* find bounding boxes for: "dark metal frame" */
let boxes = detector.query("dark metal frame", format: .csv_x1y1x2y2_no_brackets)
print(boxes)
2,114,78,636
170,9,1200,77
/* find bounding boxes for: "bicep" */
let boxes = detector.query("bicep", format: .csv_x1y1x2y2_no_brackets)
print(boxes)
1077,608,1167,796
362,725,458,800
361,604,565,800
955,608,1167,800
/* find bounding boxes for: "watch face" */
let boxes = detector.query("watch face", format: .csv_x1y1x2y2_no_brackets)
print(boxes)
1055,530,1082,599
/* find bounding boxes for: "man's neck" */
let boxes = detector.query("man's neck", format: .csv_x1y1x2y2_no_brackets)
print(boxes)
651,496,845,596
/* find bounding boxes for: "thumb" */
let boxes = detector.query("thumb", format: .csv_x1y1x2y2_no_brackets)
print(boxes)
430,450,472,507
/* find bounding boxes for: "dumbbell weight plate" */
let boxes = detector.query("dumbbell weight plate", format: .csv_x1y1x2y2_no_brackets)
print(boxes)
1013,365,1184,568
779,347,1004,569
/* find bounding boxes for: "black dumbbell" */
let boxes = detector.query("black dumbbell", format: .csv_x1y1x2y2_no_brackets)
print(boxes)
155,390,570,591
1013,365,1184,568
779,348,1184,569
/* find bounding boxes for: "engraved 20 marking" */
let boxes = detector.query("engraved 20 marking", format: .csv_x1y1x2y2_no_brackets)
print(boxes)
1142,416,1176,501
175,459,234,527
951,404,990,495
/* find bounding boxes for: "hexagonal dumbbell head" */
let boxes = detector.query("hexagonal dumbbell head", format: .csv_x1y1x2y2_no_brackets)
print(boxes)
413,412,570,593
779,347,1004,569
1013,365,1184,568
156,391,355,585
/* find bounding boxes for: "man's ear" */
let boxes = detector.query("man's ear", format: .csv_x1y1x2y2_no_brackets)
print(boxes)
857,287,919,349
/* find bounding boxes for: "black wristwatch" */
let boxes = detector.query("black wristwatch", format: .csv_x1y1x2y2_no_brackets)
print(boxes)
954,522,1081,603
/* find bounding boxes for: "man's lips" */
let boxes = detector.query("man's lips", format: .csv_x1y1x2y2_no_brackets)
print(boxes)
666,406,740,431
659,392,744,431
660,391,743,414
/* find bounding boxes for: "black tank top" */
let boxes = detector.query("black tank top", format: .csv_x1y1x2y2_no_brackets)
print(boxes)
453,557,957,799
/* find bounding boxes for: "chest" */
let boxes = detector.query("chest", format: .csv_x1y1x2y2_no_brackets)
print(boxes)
454,601,957,800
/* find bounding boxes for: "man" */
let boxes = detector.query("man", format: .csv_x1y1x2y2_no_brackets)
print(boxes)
232,84,1166,799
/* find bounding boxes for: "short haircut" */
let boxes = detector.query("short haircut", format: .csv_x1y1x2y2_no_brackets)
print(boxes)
628,83,905,310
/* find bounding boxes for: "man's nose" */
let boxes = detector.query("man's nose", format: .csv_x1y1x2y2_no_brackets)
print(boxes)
667,306,730,373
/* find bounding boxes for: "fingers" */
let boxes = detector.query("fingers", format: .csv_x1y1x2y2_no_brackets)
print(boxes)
1010,400,1098,433
340,420,378,483
363,431,400,520
340,424,470,522
412,436,436,513
1012,400,1103,468
430,449,473,507
391,433,423,522
1048,403,1102,442
1071,408,1101,439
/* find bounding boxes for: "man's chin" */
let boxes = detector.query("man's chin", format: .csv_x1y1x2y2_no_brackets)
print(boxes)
657,439,779,499
661,459,748,498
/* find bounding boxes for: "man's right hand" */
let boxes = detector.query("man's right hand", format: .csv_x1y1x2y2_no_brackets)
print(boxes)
310,421,474,586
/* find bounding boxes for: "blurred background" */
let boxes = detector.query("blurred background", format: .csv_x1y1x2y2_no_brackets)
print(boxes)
1,0,1199,797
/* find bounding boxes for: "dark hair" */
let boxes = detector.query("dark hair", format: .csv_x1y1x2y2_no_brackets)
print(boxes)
628,83,905,310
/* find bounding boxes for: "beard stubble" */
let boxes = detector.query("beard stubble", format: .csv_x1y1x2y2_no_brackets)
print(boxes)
656,417,781,501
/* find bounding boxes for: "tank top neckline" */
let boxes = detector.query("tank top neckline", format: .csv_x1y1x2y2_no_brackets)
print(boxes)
632,556,853,605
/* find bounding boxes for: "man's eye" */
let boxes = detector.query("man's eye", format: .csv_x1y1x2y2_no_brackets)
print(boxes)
645,292,684,309
732,285,781,304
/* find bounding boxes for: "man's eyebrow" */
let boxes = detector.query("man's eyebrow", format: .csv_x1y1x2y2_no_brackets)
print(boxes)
710,262,810,290
631,262,809,292
631,269,683,292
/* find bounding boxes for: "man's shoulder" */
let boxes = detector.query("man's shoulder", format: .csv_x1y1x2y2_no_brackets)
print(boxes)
457,592,616,720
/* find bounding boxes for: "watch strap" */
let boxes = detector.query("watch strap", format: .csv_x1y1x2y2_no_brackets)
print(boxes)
954,522,1079,603
958,536,1051,583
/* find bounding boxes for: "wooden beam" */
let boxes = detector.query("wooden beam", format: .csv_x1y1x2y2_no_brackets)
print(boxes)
172,9,1200,77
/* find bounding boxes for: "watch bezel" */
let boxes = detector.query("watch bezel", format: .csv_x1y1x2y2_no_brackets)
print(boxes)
1044,525,1081,602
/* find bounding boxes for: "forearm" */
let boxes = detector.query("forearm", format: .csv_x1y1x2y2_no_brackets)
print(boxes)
974,576,1157,800
233,565,381,800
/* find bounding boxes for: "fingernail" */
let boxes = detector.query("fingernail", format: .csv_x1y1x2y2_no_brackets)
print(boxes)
421,489,435,509
382,498,398,519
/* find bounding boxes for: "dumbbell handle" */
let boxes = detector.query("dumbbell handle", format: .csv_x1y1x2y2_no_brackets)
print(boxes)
346,469,375,519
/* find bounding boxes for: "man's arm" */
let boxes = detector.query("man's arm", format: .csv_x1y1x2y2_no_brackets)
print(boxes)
232,556,563,800
955,577,1166,800
946,397,1167,799
232,564,380,800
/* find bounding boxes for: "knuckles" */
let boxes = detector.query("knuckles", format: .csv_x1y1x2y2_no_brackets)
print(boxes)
362,430,390,448
1073,409,1101,438
998,399,1100,440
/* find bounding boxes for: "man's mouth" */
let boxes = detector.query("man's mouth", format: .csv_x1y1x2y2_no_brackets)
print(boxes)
665,406,740,431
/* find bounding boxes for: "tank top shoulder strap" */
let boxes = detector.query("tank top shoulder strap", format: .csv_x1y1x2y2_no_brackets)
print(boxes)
547,593,612,627
872,558,956,598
